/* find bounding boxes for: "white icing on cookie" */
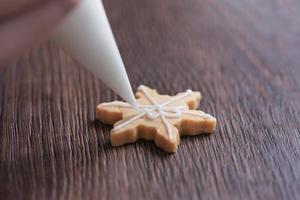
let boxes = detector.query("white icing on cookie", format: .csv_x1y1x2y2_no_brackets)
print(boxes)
102,85,213,140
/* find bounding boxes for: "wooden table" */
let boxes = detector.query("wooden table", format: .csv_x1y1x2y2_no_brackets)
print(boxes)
0,0,299,199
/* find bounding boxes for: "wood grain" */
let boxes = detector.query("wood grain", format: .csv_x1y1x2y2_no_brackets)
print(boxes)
0,0,299,199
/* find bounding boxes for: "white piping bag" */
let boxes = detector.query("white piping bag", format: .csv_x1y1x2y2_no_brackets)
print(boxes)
52,0,137,107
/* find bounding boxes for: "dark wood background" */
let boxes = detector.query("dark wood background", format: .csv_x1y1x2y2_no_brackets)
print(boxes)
0,0,299,199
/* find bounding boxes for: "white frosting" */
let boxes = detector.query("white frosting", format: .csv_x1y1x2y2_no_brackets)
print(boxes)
102,85,213,140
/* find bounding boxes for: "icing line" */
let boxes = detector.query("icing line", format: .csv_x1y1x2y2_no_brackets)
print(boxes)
103,85,212,140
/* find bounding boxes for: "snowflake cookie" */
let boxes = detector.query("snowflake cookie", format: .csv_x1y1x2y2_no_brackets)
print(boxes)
96,85,217,152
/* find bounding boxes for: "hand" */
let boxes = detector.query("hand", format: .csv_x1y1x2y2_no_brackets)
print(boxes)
0,0,79,65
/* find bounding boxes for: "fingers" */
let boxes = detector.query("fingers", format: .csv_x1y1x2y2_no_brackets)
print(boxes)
0,0,79,65
0,0,48,19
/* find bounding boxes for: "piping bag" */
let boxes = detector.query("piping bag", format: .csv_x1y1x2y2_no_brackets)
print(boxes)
52,0,137,107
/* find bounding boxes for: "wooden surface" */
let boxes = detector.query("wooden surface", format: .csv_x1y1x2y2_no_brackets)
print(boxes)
0,0,299,199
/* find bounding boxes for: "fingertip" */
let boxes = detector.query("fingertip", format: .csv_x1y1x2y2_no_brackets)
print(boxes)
60,0,80,12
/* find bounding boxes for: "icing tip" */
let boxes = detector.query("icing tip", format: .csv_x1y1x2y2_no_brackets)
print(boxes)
137,85,145,91
186,89,193,94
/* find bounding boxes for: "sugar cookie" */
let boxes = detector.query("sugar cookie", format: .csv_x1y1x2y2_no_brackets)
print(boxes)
96,85,216,152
